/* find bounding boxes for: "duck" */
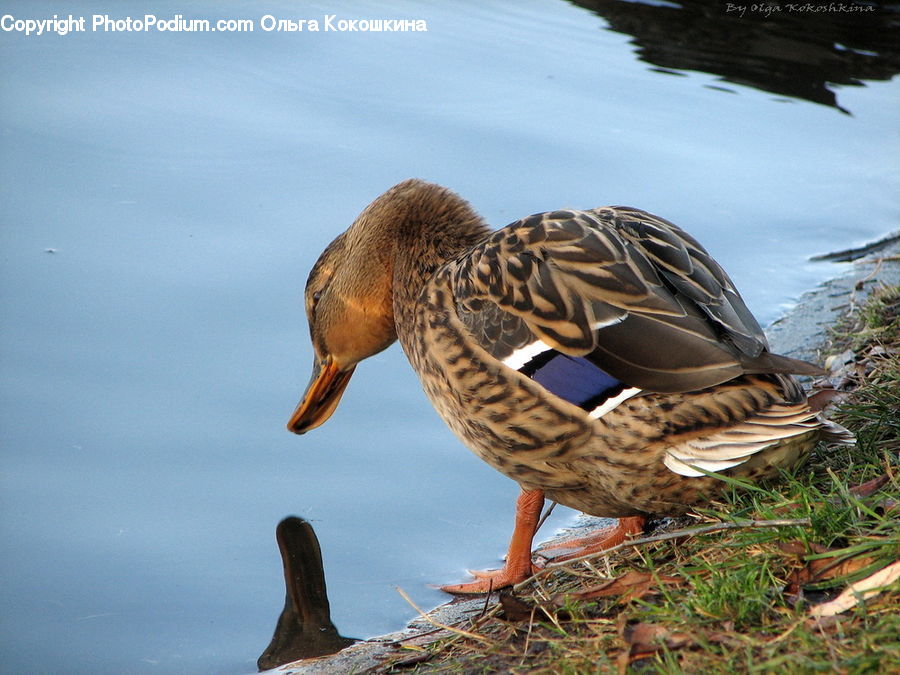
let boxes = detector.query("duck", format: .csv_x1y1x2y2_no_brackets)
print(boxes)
287,179,852,594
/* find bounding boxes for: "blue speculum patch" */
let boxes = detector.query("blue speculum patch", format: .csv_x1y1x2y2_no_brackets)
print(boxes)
521,351,625,410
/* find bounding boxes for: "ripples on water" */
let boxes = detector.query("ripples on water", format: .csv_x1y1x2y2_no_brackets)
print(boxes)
1,0,898,672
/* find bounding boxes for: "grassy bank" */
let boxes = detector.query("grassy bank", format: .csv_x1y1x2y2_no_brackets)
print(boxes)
393,286,899,674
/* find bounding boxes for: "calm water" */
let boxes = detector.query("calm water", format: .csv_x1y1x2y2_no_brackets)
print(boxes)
1,0,898,672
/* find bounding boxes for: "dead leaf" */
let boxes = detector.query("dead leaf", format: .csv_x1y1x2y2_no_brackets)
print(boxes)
615,615,739,672
807,553,876,585
621,621,694,652
809,560,900,618
562,570,684,604
848,474,890,499
616,617,695,672
807,387,848,412
777,540,829,558
497,590,535,622
780,541,878,599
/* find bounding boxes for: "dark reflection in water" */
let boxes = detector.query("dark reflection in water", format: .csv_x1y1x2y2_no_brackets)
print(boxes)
258,517,356,671
569,0,900,112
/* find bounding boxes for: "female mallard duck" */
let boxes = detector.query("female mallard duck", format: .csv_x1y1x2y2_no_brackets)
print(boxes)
287,179,851,594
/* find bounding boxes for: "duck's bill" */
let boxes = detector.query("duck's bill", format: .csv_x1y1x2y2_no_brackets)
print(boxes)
287,357,356,434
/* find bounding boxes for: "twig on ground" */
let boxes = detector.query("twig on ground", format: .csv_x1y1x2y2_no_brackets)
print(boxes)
516,518,811,590
395,586,494,645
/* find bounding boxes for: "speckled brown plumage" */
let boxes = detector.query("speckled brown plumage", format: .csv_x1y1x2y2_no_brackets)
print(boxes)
287,179,853,593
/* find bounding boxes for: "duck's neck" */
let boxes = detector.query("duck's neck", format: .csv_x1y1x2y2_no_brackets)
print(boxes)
393,182,488,298
348,180,490,338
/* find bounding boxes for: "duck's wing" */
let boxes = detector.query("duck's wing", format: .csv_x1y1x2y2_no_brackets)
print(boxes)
451,207,820,394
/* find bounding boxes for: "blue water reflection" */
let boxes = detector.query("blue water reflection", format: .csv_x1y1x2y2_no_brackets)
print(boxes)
1,0,898,672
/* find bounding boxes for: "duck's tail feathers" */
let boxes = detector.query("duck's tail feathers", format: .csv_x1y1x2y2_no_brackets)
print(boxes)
819,418,856,446
742,351,826,377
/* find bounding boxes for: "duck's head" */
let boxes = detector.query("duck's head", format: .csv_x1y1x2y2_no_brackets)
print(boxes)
287,179,488,435
287,211,398,435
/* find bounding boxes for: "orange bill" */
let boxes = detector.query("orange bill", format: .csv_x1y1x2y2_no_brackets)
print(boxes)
287,356,356,434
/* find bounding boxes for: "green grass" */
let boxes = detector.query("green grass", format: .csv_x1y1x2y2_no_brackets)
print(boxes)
390,286,900,674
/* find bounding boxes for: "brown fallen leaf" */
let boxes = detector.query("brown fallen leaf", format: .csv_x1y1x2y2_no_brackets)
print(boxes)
622,621,694,652
497,590,535,622
780,541,879,599
615,615,740,673
616,617,694,673
777,540,829,558
848,474,890,499
807,387,849,412
561,570,684,605
809,560,900,618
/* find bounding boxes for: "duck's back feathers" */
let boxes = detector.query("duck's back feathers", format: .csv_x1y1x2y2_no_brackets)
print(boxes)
451,207,820,395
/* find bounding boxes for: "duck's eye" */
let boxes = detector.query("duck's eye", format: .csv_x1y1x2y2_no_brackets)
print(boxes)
309,290,323,315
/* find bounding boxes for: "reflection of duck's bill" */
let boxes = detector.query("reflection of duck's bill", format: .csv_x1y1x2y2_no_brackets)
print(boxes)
277,517,325,614
257,516,356,671
287,357,355,434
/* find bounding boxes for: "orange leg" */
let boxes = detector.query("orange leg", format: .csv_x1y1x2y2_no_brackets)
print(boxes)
538,516,645,561
441,488,544,594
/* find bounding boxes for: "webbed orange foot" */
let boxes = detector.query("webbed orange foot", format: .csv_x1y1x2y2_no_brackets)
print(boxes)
539,516,646,561
440,561,538,594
